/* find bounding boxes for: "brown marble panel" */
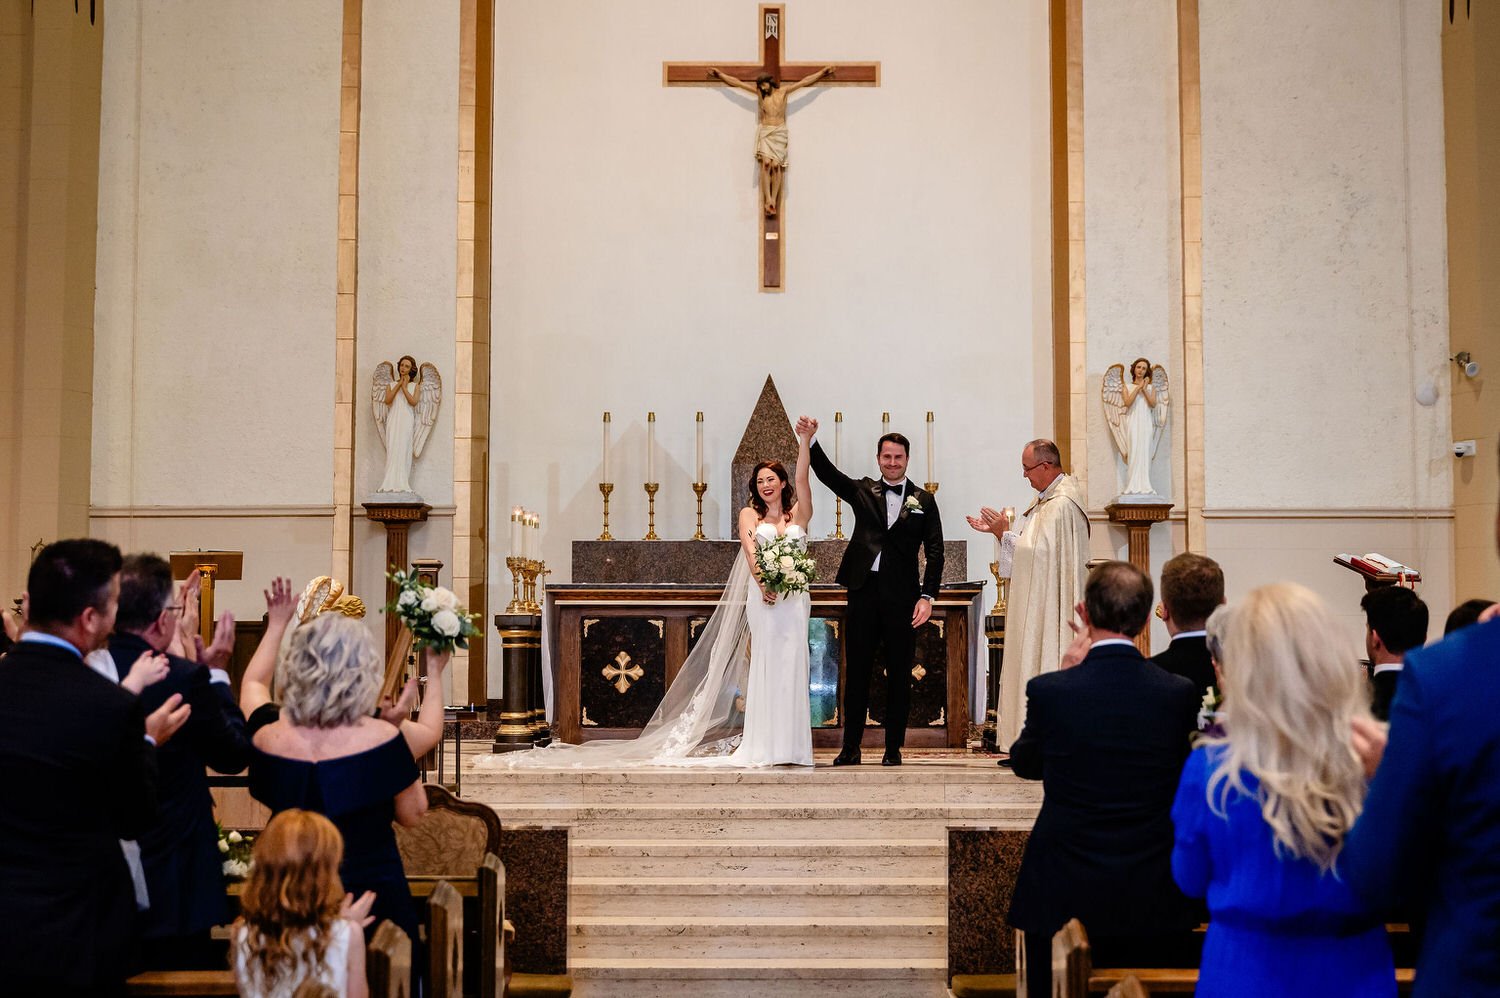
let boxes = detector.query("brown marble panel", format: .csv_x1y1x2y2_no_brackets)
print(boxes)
948,828,1029,980
572,539,972,586
501,827,568,975
869,618,948,728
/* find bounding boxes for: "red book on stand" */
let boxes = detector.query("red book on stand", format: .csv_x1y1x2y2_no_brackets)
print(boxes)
1335,553,1421,587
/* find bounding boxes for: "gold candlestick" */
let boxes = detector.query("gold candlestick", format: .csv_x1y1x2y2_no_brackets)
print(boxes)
989,562,1008,615
505,556,525,614
691,482,708,540
521,558,543,614
924,482,940,494
834,497,845,539
644,482,660,540
597,482,614,541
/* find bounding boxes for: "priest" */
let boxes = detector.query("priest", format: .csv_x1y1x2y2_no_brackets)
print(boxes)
969,438,1090,754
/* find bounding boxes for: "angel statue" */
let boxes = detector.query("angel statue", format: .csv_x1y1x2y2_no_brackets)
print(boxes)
1102,357,1170,499
372,356,442,495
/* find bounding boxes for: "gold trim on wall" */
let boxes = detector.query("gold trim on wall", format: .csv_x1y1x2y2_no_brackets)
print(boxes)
1177,0,1206,551
1050,0,1086,484
331,0,363,581
453,0,495,705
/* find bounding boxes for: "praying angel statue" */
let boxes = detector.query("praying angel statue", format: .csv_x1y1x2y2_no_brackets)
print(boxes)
1102,358,1170,500
372,356,442,496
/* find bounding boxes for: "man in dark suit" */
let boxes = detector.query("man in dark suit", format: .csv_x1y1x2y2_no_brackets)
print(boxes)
110,554,251,970
1007,561,1199,996
1151,552,1224,701
1342,444,1500,996
0,540,189,996
1359,585,1428,721
802,417,943,766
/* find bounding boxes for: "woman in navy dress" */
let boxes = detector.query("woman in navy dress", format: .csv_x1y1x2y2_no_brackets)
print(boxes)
1172,583,1394,997
246,610,445,945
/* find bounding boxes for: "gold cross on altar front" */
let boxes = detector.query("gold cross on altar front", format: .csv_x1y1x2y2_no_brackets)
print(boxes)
664,4,879,292
603,651,645,693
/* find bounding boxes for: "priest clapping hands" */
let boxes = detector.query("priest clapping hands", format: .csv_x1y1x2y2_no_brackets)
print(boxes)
966,506,1011,537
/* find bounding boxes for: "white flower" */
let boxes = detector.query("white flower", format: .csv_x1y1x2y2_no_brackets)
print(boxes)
222,860,235,875
788,571,805,585
227,830,243,844
225,859,251,878
420,593,440,612
218,839,230,854
903,496,923,513
779,556,795,570
398,590,419,608
431,587,461,612
432,609,462,637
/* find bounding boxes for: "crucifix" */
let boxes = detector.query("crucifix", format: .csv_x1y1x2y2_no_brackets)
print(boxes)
664,4,879,292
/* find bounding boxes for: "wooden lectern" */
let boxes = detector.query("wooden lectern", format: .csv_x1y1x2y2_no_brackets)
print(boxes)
169,550,244,645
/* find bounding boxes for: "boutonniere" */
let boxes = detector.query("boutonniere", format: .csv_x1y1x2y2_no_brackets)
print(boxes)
902,495,923,514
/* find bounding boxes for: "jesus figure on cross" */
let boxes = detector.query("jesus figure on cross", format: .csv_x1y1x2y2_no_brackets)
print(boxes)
706,64,835,216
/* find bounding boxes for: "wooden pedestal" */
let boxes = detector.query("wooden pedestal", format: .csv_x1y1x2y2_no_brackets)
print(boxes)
1104,501,1173,654
363,501,432,658
492,613,541,753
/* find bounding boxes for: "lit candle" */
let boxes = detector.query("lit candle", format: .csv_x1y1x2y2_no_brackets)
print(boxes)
926,411,935,484
695,411,704,482
833,411,843,465
510,506,522,554
646,411,656,483
527,512,538,560
532,512,541,562
1003,506,1016,533
602,412,611,484
881,411,891,438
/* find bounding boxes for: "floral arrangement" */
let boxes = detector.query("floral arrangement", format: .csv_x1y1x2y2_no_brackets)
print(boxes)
385,570,481,651
1197,685,1223,732
754,535,817,597
217,822,253,880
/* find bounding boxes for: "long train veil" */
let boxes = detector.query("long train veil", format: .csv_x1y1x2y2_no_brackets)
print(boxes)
472,557,755,769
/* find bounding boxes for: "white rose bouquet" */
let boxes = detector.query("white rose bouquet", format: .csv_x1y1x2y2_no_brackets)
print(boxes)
216,822,254,880
385,569,481,652
754,535,817,597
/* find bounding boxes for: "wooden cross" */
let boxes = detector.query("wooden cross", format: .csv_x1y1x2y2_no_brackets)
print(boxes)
664,4,879,292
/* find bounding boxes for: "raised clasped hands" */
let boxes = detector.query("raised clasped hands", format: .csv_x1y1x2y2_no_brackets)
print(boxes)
965,506,1011,537
794,415,817,441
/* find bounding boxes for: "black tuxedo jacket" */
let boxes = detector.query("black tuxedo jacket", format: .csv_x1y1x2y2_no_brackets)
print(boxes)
1152,634,1216,700
0,639,159,992
1369,666,1401,722
1007,642,1199,937
809,441,943,597
110,632,252,938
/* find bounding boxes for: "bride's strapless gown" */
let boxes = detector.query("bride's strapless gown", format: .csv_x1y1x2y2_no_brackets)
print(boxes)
719,523,813,767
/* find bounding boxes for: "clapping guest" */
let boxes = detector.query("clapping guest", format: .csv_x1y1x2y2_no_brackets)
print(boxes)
232,809,371,998
245,589,445,947
1443,597,1495,635
1172,583,1394,997
109,554,253,970
1360,586,1428,722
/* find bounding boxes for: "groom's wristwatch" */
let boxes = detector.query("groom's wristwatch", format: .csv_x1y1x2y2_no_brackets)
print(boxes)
919,594,934,602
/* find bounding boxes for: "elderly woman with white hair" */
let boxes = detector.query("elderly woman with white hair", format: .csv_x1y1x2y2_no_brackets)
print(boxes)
246,599,448,948
1171,583,1394,997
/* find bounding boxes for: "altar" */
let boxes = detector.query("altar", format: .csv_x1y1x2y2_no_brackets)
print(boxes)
548,539,982,748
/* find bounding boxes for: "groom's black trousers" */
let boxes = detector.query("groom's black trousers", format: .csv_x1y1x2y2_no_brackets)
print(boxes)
843,566,917,753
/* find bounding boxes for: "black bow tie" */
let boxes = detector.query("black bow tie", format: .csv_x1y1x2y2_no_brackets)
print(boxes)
881,482,904,496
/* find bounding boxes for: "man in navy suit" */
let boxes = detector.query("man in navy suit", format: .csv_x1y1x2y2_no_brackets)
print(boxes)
1358,584,1428,722
109,554,251,970
1343,445,1500,996
1151,552,1224,702
1007,561,1200,996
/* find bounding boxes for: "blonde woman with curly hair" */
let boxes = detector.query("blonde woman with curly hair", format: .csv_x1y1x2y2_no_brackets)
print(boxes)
232,809,371,998
1171,583,1395,997
248,611,441,950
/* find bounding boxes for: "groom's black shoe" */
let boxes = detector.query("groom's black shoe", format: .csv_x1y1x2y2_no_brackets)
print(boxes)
832,750,861,766
882,749,902,766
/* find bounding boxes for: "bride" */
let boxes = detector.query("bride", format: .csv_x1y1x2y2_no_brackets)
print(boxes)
474,421,816,770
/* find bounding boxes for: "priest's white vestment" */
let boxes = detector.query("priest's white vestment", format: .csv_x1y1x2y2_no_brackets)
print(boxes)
996,473,1090,748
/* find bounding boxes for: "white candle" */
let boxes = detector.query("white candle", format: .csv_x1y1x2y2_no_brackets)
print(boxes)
695,411,704,482
532,513,541,563
833,411,842,464
602,412,611,484
926,411,935,484
993,534,1001,562
646,411,656,483
510,506,522,554
881,411,890,437
527,512,538,560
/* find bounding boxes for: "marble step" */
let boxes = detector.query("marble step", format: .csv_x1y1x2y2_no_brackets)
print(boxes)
571,981,949,998
571,875,946,918
477,802,1034,838
571,914,945,960
571,838,945,878
570,956,947,979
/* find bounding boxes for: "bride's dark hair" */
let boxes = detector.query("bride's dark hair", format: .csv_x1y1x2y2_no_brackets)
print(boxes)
747,461,795,520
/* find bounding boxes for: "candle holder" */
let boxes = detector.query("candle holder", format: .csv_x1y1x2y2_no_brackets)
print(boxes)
643,483,660,540
505,555,526,614
989,562,1009,615
520,558,545,615
924,482,940,494
691,482,708,540
833,497,846,539
597,483,614,541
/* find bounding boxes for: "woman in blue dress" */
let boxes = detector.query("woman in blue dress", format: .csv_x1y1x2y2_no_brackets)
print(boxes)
1172,583,1395,997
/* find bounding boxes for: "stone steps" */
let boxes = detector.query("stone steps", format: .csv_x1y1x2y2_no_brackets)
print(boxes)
571,838,945,878
488,802,1034,839
572,875,947,918
571,914,945,960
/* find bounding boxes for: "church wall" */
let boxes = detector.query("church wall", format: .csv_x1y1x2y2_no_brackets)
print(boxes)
1194,0,1454,648
486,0,1055,626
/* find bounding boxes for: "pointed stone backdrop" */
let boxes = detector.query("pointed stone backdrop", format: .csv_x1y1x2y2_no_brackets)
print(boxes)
730,375,799,526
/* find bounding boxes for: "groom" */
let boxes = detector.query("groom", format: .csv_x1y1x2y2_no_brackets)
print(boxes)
800,417,944,766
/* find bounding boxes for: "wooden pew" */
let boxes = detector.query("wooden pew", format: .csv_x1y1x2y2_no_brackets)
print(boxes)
368,919,413,998
429,880,465,998
478,851,573,998
1105,977,1150,998
124,970,236,996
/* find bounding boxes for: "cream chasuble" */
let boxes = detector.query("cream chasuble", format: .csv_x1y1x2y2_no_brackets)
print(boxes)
996,473,1090,748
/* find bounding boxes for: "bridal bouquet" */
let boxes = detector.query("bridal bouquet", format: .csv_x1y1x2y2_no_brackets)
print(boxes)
217,822,254,880
386,569,482,651
755,536,817,596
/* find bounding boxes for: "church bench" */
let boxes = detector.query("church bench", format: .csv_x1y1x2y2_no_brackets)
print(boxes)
368,919,413,998
124,970,236,995
947,972,1016,997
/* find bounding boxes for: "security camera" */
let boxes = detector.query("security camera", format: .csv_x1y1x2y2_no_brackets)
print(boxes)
1454,440,1477,458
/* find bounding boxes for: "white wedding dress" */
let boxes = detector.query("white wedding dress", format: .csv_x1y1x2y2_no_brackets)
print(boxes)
472,521,813,770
